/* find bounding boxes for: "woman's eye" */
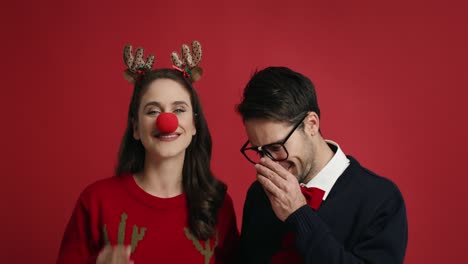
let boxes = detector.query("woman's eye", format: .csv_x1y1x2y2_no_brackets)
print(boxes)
147,110,160,115
174,108,186,114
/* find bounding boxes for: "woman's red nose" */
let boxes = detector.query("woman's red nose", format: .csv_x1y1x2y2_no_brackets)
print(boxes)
156,113,178,133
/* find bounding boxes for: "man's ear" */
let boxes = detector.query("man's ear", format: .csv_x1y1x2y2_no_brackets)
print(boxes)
132,118,140,140
304,112,320,137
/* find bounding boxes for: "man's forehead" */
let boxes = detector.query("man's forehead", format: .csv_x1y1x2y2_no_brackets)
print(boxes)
244,119,290,146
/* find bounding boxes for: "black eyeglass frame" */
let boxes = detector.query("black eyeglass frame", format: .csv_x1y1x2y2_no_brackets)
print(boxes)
240,113,309,164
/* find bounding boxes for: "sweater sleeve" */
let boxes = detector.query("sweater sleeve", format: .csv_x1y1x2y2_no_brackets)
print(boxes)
286,188,408,264
239,182,281,263
215,193,240,264
238,183,256,263
57,193,99,264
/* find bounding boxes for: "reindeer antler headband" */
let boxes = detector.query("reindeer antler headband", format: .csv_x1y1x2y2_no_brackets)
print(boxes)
122,40,203,84
123,45,155,84
171,40,203,83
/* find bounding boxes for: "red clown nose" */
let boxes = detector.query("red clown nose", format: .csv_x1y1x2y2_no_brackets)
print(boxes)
156,113,179,133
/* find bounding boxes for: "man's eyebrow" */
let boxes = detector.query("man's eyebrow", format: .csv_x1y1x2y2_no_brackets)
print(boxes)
250,140,283,149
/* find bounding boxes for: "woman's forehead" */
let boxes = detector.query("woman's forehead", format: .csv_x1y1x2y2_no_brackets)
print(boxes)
141,79,191,106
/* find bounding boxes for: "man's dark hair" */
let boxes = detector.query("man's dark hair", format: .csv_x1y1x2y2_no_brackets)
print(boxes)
237,66,320,125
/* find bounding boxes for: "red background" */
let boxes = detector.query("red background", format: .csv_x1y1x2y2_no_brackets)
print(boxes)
1,0,467,263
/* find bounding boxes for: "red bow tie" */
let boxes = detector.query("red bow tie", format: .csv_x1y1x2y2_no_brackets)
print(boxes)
300,186,325,210
271,186,325,264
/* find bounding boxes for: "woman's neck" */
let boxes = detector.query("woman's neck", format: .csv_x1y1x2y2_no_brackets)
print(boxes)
134,153,185,198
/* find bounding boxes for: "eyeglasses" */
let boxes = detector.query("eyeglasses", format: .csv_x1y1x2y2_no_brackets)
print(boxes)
240,113,308,164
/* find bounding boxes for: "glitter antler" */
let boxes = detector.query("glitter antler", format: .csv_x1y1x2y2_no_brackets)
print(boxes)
171,41,203,82
123,45,155,84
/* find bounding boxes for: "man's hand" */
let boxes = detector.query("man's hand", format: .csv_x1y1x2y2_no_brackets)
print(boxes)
255,158,307,221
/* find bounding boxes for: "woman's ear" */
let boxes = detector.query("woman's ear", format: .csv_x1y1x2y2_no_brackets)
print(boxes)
132,118,140,140
192,113,197,136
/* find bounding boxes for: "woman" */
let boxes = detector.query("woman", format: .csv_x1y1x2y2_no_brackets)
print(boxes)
57,43,239,263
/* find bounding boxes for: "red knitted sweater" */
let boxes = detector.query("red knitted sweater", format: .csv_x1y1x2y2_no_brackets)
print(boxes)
57,174,239,263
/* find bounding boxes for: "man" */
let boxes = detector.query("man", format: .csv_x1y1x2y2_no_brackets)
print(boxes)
237,67,407,263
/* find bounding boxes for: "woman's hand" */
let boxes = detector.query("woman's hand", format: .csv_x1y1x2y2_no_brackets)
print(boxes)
96,245,134,264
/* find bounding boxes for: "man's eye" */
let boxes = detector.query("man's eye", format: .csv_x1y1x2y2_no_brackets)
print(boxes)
267,145,283,152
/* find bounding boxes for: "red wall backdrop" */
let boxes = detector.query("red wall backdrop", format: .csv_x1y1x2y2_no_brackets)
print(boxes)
1,0,467,262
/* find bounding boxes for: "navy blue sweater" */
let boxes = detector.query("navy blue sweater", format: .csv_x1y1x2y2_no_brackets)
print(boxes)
239,156,408,263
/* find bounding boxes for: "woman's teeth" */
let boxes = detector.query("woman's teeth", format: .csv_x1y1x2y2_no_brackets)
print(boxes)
158,134,178,139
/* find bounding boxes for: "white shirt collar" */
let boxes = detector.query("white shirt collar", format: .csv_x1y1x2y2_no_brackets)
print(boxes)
301,140,350,200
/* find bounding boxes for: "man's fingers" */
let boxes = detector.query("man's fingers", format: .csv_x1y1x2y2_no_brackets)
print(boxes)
260,158,295,181
257,173,282,197
255,163,286,190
